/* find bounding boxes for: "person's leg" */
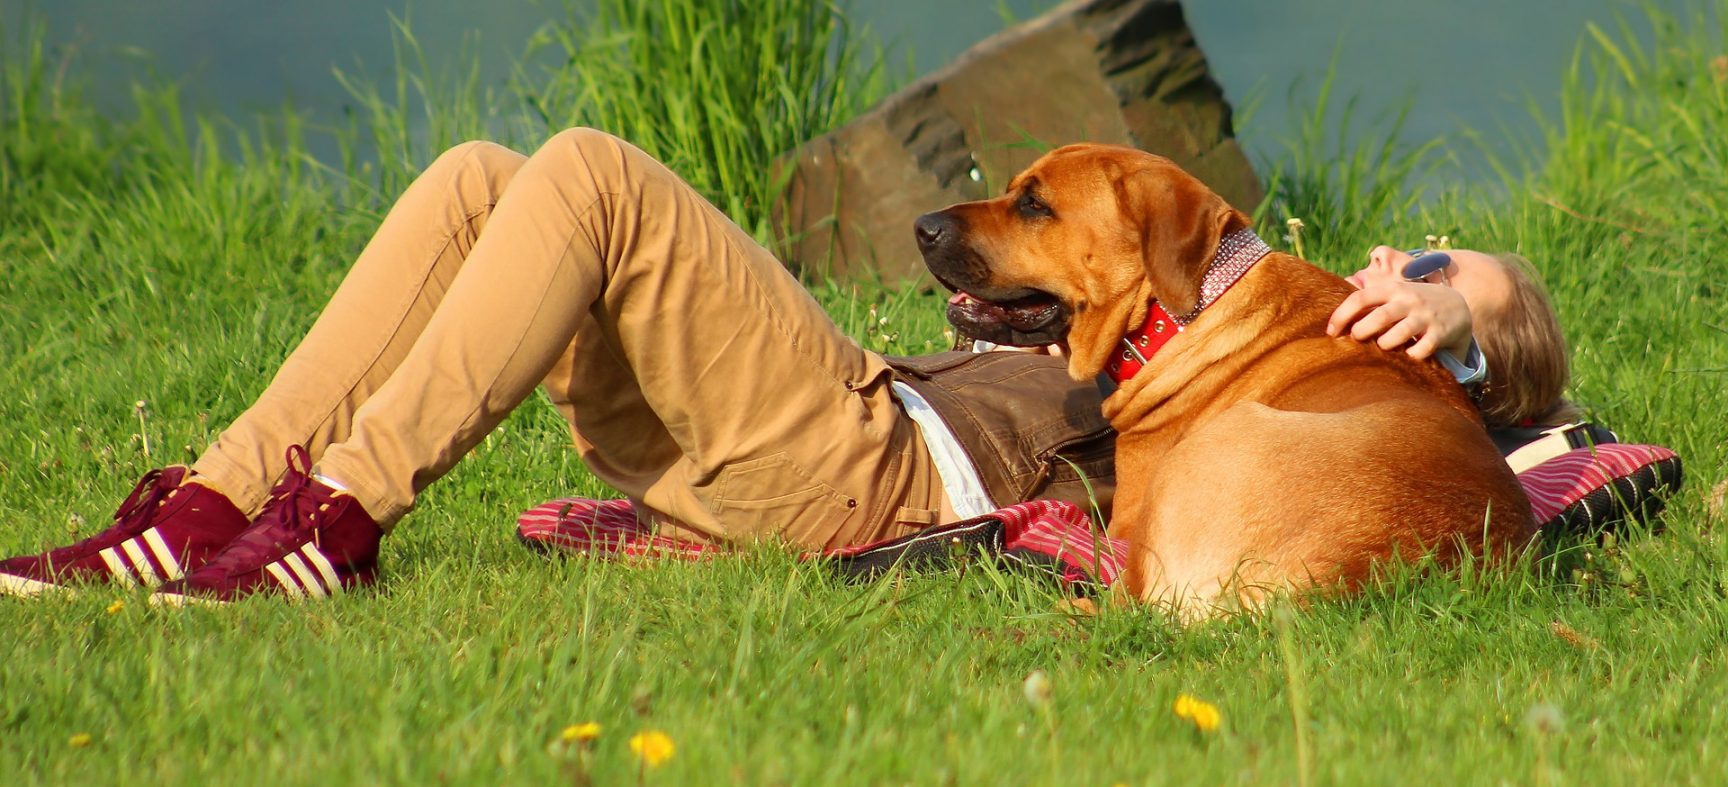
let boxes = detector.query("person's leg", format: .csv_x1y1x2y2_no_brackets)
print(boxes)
313,128,945,548
0,141,530,597
190,141,527,515
540,314,947,549
156,127,950,603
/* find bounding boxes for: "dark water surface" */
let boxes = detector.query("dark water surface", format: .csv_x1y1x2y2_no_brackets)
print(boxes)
7,0,1698,174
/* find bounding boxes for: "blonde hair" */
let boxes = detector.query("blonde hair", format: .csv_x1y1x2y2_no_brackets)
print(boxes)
1476,253,1579,427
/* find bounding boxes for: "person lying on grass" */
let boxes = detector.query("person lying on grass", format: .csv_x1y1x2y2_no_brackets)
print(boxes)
1331,244,1576,429
0,129,1577,604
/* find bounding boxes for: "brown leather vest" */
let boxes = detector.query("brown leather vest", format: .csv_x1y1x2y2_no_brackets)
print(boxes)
883,352,1117,518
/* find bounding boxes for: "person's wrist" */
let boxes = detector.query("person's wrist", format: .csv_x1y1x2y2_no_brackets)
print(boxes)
1445,334,1474,359
1442,337,1489,391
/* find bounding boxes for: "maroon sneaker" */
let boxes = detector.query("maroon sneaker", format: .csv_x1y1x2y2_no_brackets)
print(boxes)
152,446,382,606
0,467,249,597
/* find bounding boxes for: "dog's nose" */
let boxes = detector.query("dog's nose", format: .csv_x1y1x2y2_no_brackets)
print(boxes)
914,212,952,252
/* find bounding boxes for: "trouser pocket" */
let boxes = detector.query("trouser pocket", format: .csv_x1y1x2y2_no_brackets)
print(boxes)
707,452,858,546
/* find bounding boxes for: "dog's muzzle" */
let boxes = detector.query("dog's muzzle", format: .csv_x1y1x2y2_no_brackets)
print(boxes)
913,210,1068,347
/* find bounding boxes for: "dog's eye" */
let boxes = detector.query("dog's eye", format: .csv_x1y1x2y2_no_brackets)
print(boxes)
1017,192,1054,219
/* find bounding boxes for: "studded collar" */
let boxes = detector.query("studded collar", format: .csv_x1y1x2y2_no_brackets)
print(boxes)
1103,227,1272,385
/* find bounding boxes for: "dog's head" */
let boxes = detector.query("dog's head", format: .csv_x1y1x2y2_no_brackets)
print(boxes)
915,144,1248,380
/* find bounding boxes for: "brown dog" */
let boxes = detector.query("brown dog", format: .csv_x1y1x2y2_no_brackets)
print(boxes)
915,143,1534,617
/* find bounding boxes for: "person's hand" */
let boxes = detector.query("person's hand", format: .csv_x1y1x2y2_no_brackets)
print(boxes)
1328,245,1474,360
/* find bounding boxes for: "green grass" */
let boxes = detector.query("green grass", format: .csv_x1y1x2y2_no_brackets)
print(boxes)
3,1,1728,784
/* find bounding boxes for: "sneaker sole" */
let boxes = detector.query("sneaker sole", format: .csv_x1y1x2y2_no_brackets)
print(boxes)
147,592,228,608
0,572,74,599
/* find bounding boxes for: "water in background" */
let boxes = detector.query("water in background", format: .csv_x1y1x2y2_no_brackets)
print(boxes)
7,0,1699,176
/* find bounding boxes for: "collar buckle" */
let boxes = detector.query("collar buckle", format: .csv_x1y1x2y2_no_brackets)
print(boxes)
1104,227,1271,386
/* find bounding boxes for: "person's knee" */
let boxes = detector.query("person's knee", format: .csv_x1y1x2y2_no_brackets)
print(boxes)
545,126,624,155
427,140,521,179
540,127,632,181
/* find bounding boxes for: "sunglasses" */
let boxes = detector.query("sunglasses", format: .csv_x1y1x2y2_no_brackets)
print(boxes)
1401,251,1454,285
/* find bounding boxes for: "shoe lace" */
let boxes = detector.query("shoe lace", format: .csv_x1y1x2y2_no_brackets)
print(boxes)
207,445,334,573
68,468,177,549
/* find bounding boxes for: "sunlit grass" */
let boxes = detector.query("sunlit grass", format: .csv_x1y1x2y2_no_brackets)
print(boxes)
2,1,1726,784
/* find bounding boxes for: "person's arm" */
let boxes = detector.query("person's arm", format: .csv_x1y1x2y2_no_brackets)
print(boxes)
1327,275,1487,390
1435,336,1488,387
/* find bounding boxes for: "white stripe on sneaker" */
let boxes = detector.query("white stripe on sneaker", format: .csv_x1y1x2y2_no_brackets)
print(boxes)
99,547,138,587
263,562,305,600
120,538,161,586
0,572,65,598
142,527,184,581
298,544,343,597
281,553,327,599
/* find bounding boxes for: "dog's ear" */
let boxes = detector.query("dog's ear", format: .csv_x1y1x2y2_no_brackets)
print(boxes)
1113,158,1248,318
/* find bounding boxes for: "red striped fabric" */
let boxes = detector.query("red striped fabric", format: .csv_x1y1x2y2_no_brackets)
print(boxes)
987,499,1125,585
516,496,1124,581
516,498,716,560
1517,443,1675,522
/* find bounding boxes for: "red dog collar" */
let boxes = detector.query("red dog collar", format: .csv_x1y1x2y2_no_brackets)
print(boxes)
1105,228,1271,384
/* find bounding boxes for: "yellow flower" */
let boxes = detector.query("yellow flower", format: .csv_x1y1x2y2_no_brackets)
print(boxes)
628,729,676,768
1173,693,1222,733
69,733,93,748
561,722,602,743
106,600,125,615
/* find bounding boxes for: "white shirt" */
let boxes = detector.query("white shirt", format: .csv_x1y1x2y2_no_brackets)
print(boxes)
891,381,996,519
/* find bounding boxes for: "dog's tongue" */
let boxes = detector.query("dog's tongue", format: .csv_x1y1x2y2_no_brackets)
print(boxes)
943,290,1066,347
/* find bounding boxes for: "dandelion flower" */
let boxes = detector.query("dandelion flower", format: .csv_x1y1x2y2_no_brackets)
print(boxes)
1284,218,1307,259
106,600,125,615
1173,693,1222,733
1523,703,1565,736
561,722,602,743
69,733,93,748
629,730,675,768
1022,670,1053,709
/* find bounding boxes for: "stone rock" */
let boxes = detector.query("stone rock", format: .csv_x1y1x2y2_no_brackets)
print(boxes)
775,0,1264,284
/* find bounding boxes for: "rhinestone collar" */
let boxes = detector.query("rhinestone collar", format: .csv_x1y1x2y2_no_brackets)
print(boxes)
1104,227,1271,385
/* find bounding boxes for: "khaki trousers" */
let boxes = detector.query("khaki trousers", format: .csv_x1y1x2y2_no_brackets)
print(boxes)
190,129,948,549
